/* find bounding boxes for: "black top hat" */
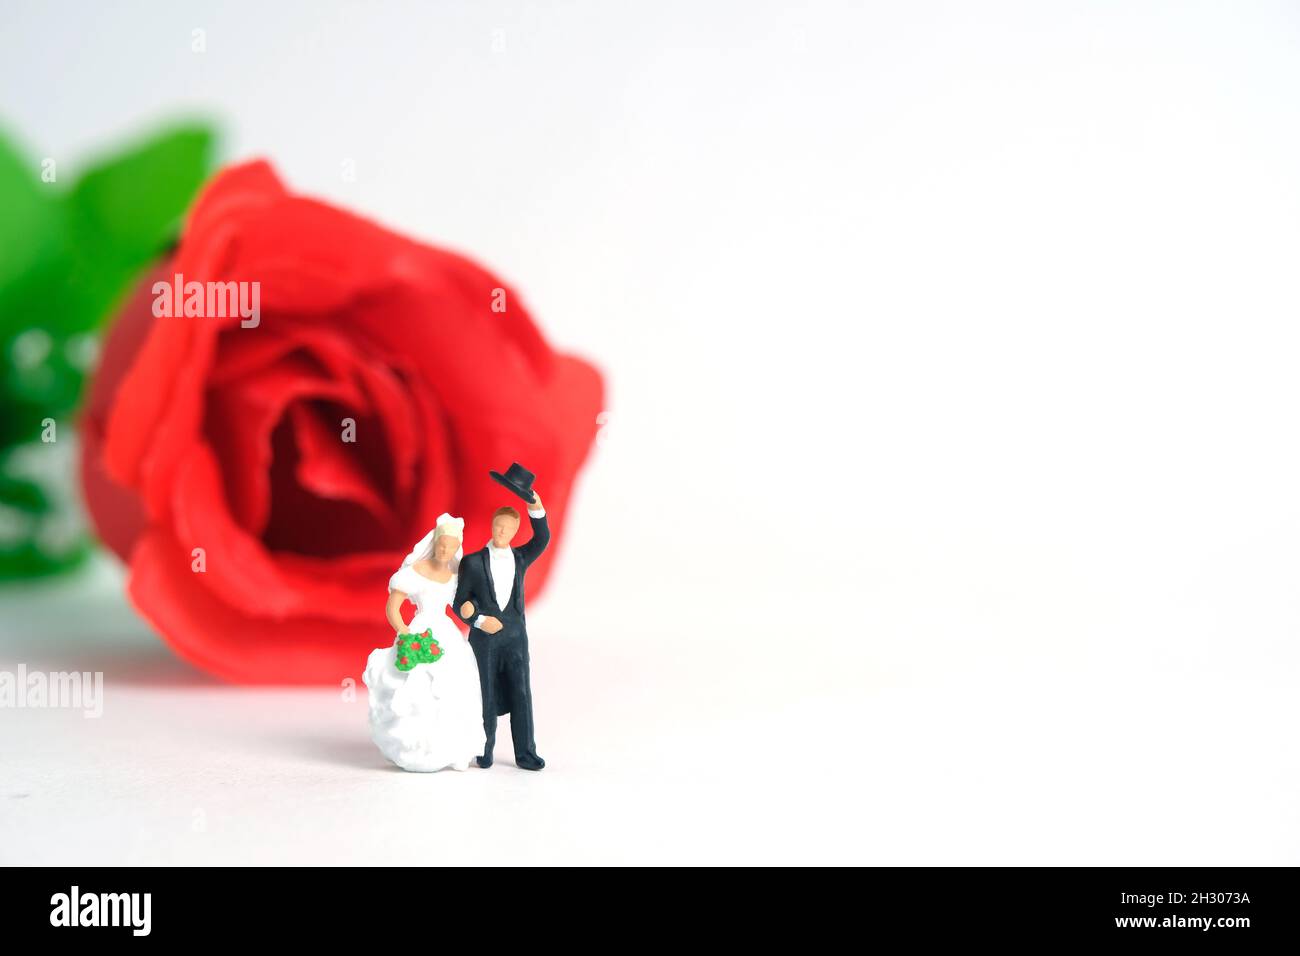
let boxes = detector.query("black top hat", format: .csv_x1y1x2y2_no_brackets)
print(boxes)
489,462,538,504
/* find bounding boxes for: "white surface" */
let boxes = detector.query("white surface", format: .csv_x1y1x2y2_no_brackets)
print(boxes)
2,555,1295,865
2,1,1300,864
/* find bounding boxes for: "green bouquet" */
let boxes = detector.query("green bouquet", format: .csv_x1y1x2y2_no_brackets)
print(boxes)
393,629,443,671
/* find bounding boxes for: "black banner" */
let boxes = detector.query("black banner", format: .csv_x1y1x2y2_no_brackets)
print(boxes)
1,867,1295,943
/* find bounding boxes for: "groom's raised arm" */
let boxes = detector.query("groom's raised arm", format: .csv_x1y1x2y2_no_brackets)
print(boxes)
515,494,550,566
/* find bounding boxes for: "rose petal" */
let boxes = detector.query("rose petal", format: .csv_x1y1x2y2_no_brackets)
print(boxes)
170,443,382,623
79,261,172,561
204,352,366,533
287,401,397,528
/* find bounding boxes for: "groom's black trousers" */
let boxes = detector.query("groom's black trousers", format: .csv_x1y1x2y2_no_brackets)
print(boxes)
468,625,537,762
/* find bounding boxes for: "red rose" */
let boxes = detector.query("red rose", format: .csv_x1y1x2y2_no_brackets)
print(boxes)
79,161,603,683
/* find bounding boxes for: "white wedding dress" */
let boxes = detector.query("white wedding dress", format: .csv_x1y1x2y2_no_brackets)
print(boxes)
363,566,486,772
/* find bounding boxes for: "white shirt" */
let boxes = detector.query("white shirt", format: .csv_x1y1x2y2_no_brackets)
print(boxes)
487,540,517,609
474,506,545,628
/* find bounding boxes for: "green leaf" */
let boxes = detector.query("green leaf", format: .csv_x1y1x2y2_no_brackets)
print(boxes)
0,474,51,514
0,119,220,579
0,128,59,295
0,538,91,578
51,122,218,337
67,123,217,266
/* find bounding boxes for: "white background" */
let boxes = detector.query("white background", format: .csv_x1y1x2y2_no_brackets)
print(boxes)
1,0,1298,864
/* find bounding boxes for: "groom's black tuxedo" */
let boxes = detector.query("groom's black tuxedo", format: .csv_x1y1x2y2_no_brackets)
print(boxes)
454,511,550,767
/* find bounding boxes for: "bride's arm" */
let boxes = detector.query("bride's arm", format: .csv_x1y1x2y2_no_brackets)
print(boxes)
386,590,411,634
452,569,477,625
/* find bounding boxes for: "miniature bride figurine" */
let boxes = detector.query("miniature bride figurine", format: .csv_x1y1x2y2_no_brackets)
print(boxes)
362,513,486,772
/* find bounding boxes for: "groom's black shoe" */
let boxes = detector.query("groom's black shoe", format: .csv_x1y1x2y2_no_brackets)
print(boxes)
516,753,545,771
475,754,493,769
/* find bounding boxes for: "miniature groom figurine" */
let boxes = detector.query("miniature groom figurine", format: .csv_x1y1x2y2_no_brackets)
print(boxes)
454,463,550,770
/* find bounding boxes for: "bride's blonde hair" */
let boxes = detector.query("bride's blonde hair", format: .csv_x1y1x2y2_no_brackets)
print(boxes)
423,516,463,560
